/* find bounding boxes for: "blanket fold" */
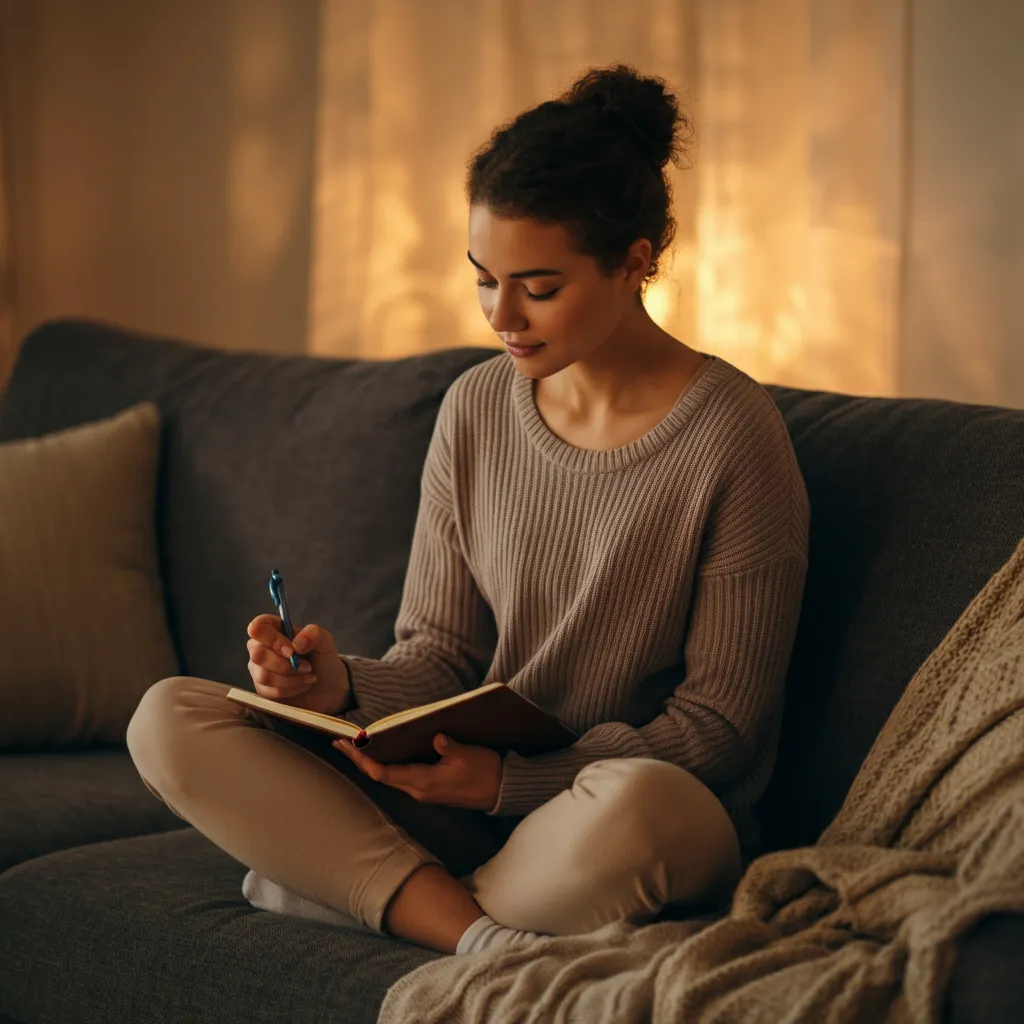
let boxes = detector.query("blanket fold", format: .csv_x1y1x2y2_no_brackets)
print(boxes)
378,535,1024,1024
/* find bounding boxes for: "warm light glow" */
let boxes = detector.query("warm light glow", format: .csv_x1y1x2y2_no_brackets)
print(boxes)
643,279,674,329
308,0,904,398
227,6,305,285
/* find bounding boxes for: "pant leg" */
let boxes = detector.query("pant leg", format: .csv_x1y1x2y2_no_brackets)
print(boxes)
461,757,744,935
125,676,512,932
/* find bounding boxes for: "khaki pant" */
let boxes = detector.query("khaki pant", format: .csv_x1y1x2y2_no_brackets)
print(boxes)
126,676,743,935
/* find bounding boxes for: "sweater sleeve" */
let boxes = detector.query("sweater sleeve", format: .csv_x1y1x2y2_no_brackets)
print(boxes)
488,410,811,817
338,387,498,729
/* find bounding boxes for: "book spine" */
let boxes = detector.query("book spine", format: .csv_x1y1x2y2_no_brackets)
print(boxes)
353,729,369,748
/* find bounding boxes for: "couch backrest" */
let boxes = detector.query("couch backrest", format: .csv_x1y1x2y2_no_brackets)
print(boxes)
0,319,495,698
755,382,1024,850
3,319,1023,853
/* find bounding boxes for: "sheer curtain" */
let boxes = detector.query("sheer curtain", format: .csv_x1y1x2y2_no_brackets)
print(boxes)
0,44,11,391
309,0,906,398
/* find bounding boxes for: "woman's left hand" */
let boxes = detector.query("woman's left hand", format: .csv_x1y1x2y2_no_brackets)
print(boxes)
333,733,502,812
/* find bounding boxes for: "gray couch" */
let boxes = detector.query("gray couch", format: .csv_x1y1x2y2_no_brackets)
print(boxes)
1,318,1022,1024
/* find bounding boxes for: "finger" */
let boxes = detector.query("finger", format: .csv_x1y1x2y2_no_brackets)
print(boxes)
247,639,312,675
334,744,430,800
391,784,426,802
294,622,329,655
247,613,283,642
342,745,386,782
340,745,431,790
250,662,317,697
246,620,301,663
334,741,384,780
292,624,320,655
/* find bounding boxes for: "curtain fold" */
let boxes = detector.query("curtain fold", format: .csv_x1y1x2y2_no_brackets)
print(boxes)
0,2,12,391
0,126,10,391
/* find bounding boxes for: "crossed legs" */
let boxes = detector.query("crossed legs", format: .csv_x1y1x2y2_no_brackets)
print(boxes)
127,676,742,952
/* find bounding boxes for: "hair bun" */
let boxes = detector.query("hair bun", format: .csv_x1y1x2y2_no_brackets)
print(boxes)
564,63,683,170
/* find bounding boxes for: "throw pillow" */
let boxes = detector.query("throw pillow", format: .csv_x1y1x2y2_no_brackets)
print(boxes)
0,401,180,748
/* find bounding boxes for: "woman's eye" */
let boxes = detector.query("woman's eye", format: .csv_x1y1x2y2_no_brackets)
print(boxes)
475,280,560,301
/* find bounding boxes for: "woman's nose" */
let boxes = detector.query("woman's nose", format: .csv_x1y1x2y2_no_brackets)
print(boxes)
487,291,527,334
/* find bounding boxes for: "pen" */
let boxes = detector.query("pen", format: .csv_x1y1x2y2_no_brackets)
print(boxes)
268,569,301,670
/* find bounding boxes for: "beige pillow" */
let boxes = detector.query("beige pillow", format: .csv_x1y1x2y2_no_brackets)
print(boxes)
0,401,180,748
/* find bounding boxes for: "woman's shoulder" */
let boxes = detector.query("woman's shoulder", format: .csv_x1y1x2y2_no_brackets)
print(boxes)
701,355,795,449
700,356,807,506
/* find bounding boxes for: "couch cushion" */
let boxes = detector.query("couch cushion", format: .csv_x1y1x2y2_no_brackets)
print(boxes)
0,748,185,872
755,386,1024,850
0,319,498,692
0,827,442,1024
0,401,180,749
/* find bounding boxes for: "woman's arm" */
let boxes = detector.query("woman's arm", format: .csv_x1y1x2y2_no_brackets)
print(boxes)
340,384,497,728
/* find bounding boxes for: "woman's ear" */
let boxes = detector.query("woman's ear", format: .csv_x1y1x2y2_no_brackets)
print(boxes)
623,237,653,293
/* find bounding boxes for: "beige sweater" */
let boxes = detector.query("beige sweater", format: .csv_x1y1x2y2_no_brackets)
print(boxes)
340,351,810,863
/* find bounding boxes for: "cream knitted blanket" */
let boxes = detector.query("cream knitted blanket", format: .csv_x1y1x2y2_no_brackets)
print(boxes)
378,535,1024,1024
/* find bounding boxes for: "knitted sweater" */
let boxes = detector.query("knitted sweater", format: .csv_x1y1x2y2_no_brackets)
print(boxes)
339,351,810,863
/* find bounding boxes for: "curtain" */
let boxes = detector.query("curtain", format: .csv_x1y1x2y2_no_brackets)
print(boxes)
0,129,10,391
3,2,1017,404
0,6,11,392
309,0,906,398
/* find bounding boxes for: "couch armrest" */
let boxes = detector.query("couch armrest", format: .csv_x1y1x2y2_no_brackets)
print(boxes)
944,913,1024,1024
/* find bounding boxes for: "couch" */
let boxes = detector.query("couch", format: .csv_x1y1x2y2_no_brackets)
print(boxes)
0,318,1022,1024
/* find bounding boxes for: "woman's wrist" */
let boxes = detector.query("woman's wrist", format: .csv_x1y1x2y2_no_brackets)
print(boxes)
335,654,354,714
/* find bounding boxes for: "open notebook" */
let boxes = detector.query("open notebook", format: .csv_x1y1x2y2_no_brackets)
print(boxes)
226,682,578,764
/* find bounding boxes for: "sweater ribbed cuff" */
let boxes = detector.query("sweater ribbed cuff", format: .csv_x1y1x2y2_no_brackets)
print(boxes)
487,750,580,817
336,655,377,730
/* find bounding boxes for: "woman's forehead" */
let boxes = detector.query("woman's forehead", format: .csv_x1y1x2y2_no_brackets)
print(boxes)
468,207,577,265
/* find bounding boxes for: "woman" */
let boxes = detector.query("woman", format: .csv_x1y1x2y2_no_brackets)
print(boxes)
127,63,810,957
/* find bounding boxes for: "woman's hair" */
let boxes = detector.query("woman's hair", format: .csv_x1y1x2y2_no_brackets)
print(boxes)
465,63,693,296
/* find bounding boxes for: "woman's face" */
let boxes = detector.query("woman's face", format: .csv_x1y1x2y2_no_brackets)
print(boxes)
467,205,647,374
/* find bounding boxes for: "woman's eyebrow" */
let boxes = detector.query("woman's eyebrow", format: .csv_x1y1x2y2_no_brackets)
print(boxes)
467,251,564,279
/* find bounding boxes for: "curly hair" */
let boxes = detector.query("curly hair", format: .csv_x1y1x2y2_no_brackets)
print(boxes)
465,63,694,297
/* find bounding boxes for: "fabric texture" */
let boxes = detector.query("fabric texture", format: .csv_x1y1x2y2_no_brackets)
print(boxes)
339,352,810,864
377,532,1024,1024
0,747,185,873
0,400,180,748
0,827,442,1024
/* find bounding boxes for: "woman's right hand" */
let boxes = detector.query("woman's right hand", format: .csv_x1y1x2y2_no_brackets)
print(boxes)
246,615,352,717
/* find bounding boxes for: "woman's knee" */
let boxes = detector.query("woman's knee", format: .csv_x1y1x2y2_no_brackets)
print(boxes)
126,675,236,799
572,758,742,892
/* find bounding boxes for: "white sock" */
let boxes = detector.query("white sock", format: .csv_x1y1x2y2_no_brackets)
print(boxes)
455,913,544,955
241,869,372,933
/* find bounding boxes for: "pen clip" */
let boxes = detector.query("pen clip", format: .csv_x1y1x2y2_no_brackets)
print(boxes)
269,568,283,610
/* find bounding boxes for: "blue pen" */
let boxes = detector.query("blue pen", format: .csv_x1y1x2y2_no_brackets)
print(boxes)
269,569,301,670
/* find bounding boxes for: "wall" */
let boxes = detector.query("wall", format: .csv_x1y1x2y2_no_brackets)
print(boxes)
2,0,320,372
901,0,1024,408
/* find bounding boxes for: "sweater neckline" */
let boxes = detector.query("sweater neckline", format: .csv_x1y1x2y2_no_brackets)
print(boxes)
511,353,726,473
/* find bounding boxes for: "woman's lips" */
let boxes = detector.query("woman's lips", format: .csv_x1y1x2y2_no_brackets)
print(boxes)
505,341,545,358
